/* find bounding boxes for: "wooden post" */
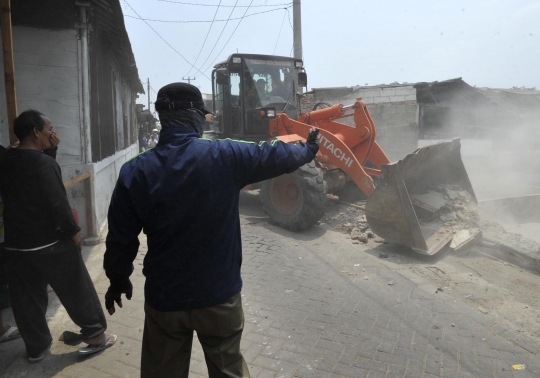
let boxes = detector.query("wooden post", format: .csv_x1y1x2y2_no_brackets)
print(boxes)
0,0,18,145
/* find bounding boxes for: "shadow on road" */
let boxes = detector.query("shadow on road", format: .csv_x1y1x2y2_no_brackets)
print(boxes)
239,190,327,242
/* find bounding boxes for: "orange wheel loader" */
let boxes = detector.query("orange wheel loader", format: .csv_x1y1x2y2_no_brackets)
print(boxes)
210,54,476,255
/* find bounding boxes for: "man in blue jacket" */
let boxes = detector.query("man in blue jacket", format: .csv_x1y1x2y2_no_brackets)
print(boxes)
103,82,319,378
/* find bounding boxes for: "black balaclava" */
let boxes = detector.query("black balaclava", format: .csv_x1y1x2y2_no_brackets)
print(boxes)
159,108,205,137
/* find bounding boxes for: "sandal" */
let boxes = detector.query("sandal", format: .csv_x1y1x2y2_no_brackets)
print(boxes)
28,340,53,363
0,325,21,343
78,334,117,355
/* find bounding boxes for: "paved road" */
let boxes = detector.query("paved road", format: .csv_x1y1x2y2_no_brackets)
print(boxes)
1,193,538,377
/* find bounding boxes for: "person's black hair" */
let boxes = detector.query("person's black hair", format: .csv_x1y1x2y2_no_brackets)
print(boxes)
13,109,45,140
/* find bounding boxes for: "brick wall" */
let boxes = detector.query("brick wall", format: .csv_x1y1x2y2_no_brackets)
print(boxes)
353,86,417,105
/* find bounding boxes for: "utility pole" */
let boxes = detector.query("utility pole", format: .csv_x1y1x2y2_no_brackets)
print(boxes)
183,76,196,85
293,0,302,61
293,0,303,93
0,0,18,145
147,78,151,112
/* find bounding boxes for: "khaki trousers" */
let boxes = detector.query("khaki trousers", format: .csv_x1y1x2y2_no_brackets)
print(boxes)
141,292,249,378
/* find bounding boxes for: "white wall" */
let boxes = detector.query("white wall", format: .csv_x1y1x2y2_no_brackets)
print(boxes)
0,27,81,163
92,143,139,232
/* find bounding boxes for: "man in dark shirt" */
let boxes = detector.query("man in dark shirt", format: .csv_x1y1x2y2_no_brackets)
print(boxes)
0,110,116,362
103,83,320,377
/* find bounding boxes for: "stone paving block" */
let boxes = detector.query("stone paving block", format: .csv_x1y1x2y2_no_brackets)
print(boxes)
316,350,340,372
396,332,413,349
441,370,475,378
375,351,407,366
359,340,380,359
243,343,265,364
102,360,141,377
315,338,345,354
489,348,523,362
354,356,388,373
474,340,492,358
333,362,369,377
385,363,406,378
424,355,442,376
393,346,425,362
365,371,385,378
273,360,298,378
293,356,320,378
493,369,513,378
321,324,341,341
404,359,425,377
257,368,277,378
300,329,322,346
311,370,343,378
377,337,396,353
260,338,286,357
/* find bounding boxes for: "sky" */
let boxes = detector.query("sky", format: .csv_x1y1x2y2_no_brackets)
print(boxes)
120,0,540,112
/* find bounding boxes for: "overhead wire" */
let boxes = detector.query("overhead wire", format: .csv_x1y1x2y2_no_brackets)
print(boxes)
199,1,295,78
190,0,239,77
273,8,287,55
123,7,288,23
157,0,291,7
121,0,210,80
285,7,293,56
196,0,255,77
184,0,222,77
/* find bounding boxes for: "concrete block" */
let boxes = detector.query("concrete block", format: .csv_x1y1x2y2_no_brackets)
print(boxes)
405,94,417,101
394,87,413,96
380,88,396,96
373,96,390,104
358,90,379,98
361,97,374,104
390,95,405,102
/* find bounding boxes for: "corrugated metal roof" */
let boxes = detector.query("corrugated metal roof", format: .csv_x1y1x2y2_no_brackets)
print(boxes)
91,0,144,93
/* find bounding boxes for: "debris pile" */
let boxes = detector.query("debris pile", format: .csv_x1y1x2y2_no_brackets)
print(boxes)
412,184,479,227
412,184,482,252
323,196,374,244
480,221,540,258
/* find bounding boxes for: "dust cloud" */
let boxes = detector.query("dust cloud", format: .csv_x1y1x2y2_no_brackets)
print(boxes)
418,86,540,248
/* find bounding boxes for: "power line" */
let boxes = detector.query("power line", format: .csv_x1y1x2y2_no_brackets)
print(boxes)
286,7,293,56
184,0,222,77
157,0,291,7
197,0,255,77
273,9,287,55
191,0,239,76
121,0,210,80
123,7,289,23
285,6,293,30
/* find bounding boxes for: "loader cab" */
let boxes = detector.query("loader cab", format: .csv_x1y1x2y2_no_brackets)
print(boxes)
211,54,306,142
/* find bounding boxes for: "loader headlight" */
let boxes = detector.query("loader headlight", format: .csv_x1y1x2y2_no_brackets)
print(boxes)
295,61,303,68
259,108,276,119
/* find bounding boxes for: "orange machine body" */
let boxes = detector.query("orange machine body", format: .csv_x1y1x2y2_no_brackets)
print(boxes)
269,99,391,196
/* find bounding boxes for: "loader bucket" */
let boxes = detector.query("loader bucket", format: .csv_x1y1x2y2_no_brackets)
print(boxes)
365,139,477,255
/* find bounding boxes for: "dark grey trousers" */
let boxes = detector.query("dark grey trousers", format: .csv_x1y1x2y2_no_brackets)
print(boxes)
141,292,249,378
5,239,107,357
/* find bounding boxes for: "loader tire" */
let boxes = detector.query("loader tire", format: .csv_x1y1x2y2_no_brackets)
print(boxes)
260,162,327,231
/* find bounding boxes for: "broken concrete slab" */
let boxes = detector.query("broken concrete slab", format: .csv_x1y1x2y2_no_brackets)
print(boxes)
450,228,482,252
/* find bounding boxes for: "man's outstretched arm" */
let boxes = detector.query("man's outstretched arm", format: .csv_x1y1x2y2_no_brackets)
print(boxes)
103,173,143,315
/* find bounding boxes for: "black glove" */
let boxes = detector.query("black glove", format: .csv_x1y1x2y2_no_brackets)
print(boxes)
306,128,320,155
105,279,133,315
